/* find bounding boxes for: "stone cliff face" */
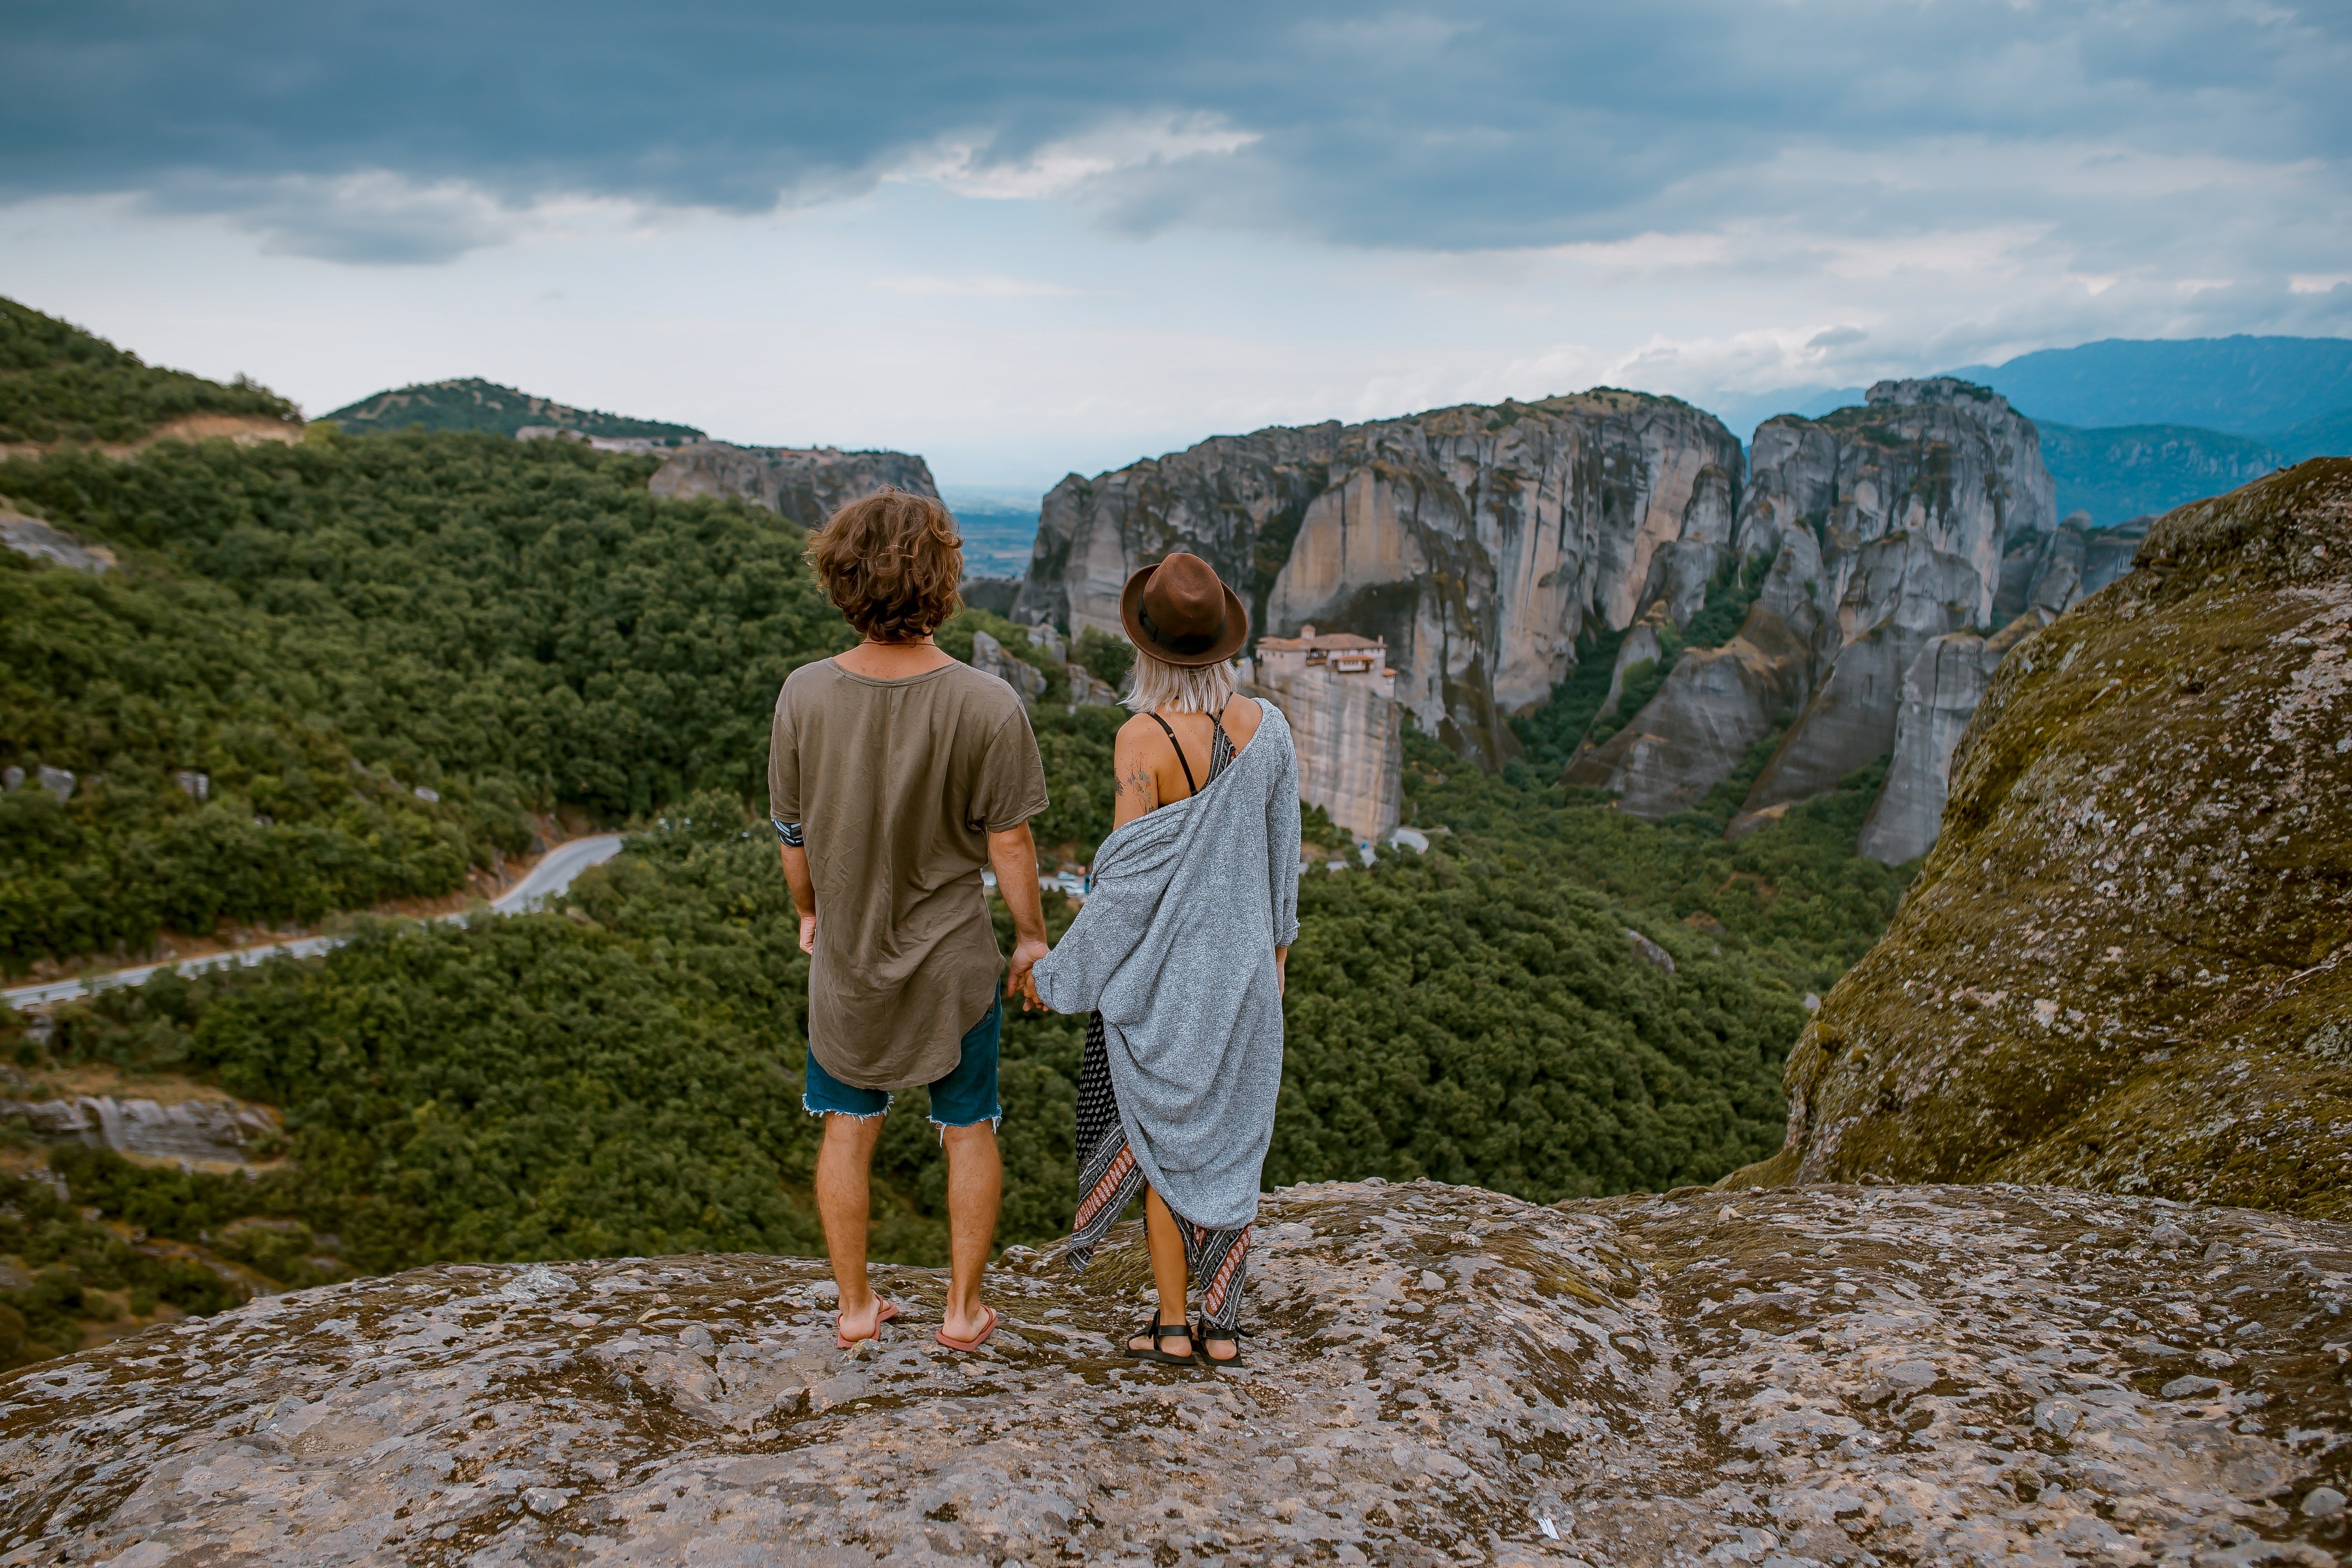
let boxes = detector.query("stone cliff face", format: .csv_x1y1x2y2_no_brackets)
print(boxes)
648,442,938,526
1015,394,1744,770
1568,379,2059,830
1735,460,2352,1214
7,1180,2349,1565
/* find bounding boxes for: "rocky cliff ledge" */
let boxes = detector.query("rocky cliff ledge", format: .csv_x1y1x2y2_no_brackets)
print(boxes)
648,442,938,525
1735,459,2352,1212
5,1181,2350,1565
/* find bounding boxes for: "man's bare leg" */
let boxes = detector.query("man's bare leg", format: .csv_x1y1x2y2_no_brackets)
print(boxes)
1128,1186,1193,1358
817,1111,888,1339
940,1121,1002,1343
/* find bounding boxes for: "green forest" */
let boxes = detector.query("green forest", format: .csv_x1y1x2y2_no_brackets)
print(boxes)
0,296,1911,1369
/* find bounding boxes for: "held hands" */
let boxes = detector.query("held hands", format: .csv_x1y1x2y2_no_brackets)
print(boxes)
1006,938,1051,1013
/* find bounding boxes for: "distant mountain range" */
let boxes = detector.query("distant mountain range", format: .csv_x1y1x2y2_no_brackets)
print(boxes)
1943,336,2352,439
324,378,703,443
1705,335,2351,526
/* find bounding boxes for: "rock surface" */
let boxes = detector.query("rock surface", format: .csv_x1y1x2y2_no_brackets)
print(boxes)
1014,393,1743,768
0,512,115,574
1735,459,2352,1214
0,1092,279,1168
648,442,938,526
6,1180,2351,1566
969,630,1048,704
1568,379,2058,829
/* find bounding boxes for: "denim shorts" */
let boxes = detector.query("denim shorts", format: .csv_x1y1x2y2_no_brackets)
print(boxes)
802,994,1003,1129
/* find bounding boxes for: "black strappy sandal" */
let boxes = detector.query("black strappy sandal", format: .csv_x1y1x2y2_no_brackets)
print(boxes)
1125,1318,1199,1366
1193,1320,1246,1368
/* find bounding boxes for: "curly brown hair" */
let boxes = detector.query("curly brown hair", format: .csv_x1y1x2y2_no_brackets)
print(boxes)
806,488,964,643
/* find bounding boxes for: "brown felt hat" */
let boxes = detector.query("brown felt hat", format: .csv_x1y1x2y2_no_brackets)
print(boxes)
1119,552,1250,667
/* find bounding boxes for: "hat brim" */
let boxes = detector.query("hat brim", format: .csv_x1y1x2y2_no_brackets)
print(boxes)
1119,564,1250,667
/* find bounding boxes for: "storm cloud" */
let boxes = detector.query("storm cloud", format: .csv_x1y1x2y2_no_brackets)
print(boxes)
5,0,2347,265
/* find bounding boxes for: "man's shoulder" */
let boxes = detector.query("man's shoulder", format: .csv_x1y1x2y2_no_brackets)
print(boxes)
779,657,843,704
938,658,1028,718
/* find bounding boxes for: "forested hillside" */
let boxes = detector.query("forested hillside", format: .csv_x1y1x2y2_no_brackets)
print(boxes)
324,377,703,442
1,299,296,447
0,430,851,967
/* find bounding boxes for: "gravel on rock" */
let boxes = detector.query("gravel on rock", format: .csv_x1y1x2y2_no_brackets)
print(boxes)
4,1180,2350,1565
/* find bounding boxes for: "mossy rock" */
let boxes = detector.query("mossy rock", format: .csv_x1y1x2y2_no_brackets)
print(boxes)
1725,458,2352,1217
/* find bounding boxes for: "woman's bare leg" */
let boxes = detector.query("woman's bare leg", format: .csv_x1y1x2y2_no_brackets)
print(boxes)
1127,1186,1193,1357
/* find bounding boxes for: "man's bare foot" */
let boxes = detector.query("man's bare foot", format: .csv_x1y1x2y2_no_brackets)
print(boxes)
835,1294,897,1348
940,1300,996,1348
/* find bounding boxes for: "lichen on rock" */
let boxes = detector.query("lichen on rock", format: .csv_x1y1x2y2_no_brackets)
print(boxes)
4,1180,2350,1565
1732,458,2352,1217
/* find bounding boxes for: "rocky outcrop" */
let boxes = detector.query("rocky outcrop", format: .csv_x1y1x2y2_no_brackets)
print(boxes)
1,511,115,573
1247,642,1402,841
1015,394,1744,769
1730,381,2056,820
1564,532,1827,816
648,442,938,526
1851,612,2045,865
0,1092,279,1168
6,1180,2349,1565
969,629,1047,703
1734,459,2352,1215
1569,379,2065,840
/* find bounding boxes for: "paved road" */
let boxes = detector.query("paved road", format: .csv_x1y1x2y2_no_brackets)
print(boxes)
1,835,627,1012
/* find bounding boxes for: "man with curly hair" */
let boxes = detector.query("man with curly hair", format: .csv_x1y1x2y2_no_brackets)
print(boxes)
770,487,1051,1354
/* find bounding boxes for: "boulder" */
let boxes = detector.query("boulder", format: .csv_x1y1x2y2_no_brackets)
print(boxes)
648,442,938,527
4,1180,2348,1565
1067,666,1122,706
970,630,1046,703
0,511,115,573
1731,459,2352,1216
1,1092,280,1167
1013,393,1744,770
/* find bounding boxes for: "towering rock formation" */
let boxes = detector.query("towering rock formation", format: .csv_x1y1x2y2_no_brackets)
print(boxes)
649,442,938,526
1734,460,2352,1214
1569,379,2077,847
1015,394,1744,769
1247,631,1402,840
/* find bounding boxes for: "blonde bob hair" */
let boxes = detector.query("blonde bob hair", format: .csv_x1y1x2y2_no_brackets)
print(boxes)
1123,647,1238,715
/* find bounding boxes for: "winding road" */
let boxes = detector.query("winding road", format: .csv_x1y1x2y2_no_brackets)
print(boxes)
1,834,626,1012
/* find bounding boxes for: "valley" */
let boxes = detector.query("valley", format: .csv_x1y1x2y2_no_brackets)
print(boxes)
2,293,2348,1450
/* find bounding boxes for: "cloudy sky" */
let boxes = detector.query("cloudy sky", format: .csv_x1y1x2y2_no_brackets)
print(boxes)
4,1,2347,489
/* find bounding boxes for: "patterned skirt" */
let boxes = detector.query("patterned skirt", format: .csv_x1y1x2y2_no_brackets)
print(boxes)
1067,1011,1253,1328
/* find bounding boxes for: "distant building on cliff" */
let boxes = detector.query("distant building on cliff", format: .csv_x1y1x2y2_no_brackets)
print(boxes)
1246,627,1402,843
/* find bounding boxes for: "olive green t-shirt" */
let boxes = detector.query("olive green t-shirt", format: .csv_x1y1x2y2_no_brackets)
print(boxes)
768,658,1049,1090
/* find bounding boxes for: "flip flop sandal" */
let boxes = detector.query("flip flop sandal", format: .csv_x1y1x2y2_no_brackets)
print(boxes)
935,1305,999,1354
1123,1317,1198,1366
835,1298,900,1349
1193,1319,1247,1368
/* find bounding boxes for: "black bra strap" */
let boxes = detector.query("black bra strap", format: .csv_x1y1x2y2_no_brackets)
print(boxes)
1146,712,1200,799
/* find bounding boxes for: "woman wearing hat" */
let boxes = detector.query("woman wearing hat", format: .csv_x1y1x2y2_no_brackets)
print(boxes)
1028,552,1301,1367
